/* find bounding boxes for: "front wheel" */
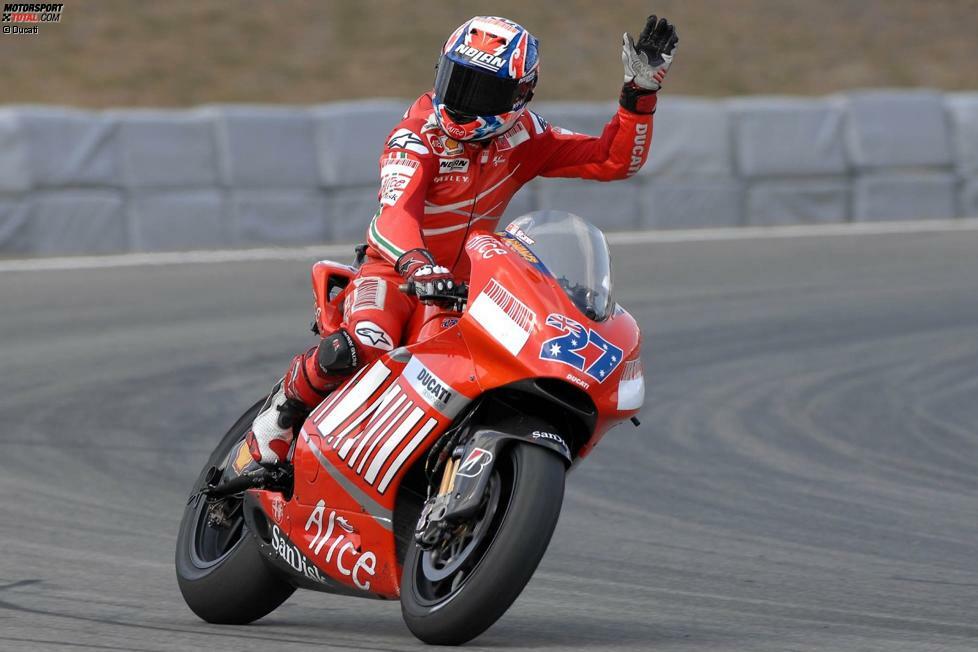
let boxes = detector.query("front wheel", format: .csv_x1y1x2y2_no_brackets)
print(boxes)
400,442,566,645
175,400,295,624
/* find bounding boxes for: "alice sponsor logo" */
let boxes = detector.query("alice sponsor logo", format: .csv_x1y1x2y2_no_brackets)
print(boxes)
443,120,467,139
466,234,508,259
304,499,377,591
627,124,648,175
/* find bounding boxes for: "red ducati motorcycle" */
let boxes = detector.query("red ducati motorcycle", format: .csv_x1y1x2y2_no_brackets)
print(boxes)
176,210,645,645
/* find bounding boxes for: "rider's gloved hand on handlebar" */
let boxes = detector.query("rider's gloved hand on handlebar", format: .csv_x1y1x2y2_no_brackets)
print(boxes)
620,15,678,114
396,248,458,304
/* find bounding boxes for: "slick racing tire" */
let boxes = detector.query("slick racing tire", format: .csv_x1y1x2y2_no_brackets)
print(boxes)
175,400,295,624
401,441,566,645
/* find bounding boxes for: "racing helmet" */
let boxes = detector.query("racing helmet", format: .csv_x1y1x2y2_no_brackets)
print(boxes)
433,16,539,142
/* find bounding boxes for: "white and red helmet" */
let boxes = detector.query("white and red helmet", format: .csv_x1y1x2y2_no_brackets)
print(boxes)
433,16,539,141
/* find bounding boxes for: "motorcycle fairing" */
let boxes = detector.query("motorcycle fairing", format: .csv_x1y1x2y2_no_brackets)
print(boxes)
251,229,643,598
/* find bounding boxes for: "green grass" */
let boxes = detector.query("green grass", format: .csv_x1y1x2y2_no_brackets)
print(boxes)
1,0,976,107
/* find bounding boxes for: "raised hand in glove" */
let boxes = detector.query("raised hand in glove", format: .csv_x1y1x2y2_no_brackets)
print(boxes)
620,15,678,113
396,248,457,304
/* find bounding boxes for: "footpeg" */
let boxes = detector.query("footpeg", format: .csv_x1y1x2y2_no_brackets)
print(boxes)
201,465,292,499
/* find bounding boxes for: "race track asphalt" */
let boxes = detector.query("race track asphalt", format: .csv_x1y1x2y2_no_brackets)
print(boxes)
1,230,976,651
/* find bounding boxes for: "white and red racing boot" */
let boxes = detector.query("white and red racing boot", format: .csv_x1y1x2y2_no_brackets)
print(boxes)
245,384,308,466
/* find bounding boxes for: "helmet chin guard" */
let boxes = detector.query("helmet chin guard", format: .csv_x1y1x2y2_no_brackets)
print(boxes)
433,104,523,142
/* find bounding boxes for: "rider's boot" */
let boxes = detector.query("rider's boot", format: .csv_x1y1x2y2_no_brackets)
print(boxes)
245,381,310,466
246,330,361,466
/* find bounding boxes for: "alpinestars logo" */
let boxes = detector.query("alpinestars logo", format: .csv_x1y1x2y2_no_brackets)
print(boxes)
386,129,429,156
2,3,63,28
354,323,394,351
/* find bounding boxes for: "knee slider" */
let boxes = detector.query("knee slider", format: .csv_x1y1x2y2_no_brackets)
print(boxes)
317,328,360,375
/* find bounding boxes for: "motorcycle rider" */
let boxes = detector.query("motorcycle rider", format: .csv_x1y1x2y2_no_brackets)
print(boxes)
247,14,678,465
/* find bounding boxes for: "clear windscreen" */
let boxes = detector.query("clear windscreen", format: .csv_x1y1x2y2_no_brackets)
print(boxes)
503,210,615,321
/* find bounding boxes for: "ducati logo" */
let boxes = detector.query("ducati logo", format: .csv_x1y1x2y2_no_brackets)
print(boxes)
456,447,493,478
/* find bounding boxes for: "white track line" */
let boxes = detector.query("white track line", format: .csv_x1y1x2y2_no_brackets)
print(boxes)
2,218,977,273
604,218,978,245
0,244,356,273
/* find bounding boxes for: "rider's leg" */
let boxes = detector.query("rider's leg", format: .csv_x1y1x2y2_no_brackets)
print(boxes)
247,262,415,465
341,264,416,356
245,336,348,465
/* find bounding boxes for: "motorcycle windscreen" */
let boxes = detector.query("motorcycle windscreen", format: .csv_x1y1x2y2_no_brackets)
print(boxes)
504,210,615,321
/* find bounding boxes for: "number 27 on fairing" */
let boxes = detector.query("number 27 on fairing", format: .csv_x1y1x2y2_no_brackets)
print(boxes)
539,313,623,382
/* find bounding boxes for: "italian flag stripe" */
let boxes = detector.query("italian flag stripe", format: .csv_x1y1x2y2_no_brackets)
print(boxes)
368,209,404,261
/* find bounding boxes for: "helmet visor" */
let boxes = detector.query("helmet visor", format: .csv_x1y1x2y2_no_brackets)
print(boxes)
435,56,533,116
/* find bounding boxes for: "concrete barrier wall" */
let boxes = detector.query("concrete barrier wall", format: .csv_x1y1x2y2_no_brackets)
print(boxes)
1,90,977,255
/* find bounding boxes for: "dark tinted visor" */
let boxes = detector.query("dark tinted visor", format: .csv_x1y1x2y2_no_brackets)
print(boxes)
435,55,533,116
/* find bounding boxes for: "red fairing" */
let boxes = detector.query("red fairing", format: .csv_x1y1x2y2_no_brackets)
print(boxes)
367,93,654,279
253,229,643,599
310,260,357,335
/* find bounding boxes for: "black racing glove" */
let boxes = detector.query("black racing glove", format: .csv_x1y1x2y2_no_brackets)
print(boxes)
620,15,679,114
396,248,457,304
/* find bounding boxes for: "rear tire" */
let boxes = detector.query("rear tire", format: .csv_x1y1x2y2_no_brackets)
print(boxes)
400,442,565,645
175,401,295,624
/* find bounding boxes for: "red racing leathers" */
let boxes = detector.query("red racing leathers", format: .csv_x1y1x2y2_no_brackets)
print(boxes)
283,91,656,408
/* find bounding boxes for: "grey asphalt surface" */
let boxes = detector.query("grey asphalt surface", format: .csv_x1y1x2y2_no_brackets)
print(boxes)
1,231,977,651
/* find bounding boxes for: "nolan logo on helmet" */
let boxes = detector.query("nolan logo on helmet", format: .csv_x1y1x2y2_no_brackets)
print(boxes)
454,44,505,70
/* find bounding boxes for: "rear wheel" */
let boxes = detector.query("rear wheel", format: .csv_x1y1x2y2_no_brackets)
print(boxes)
400,442,565,645
175,401,295,624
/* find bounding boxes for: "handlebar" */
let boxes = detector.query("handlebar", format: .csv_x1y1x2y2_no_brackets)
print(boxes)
399,280,469,307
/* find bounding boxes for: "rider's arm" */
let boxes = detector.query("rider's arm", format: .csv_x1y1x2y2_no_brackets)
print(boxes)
528,15,676,182
527,105,655,181
366,126,437,265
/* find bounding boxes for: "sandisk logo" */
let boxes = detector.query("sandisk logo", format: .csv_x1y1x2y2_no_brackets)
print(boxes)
627,123,648,175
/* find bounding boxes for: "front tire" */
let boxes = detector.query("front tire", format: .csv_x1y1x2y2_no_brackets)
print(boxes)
175,401,295,624
400,442,565,645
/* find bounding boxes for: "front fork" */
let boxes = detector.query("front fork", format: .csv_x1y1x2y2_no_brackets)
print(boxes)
414,450,463,549
413,423,573,550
